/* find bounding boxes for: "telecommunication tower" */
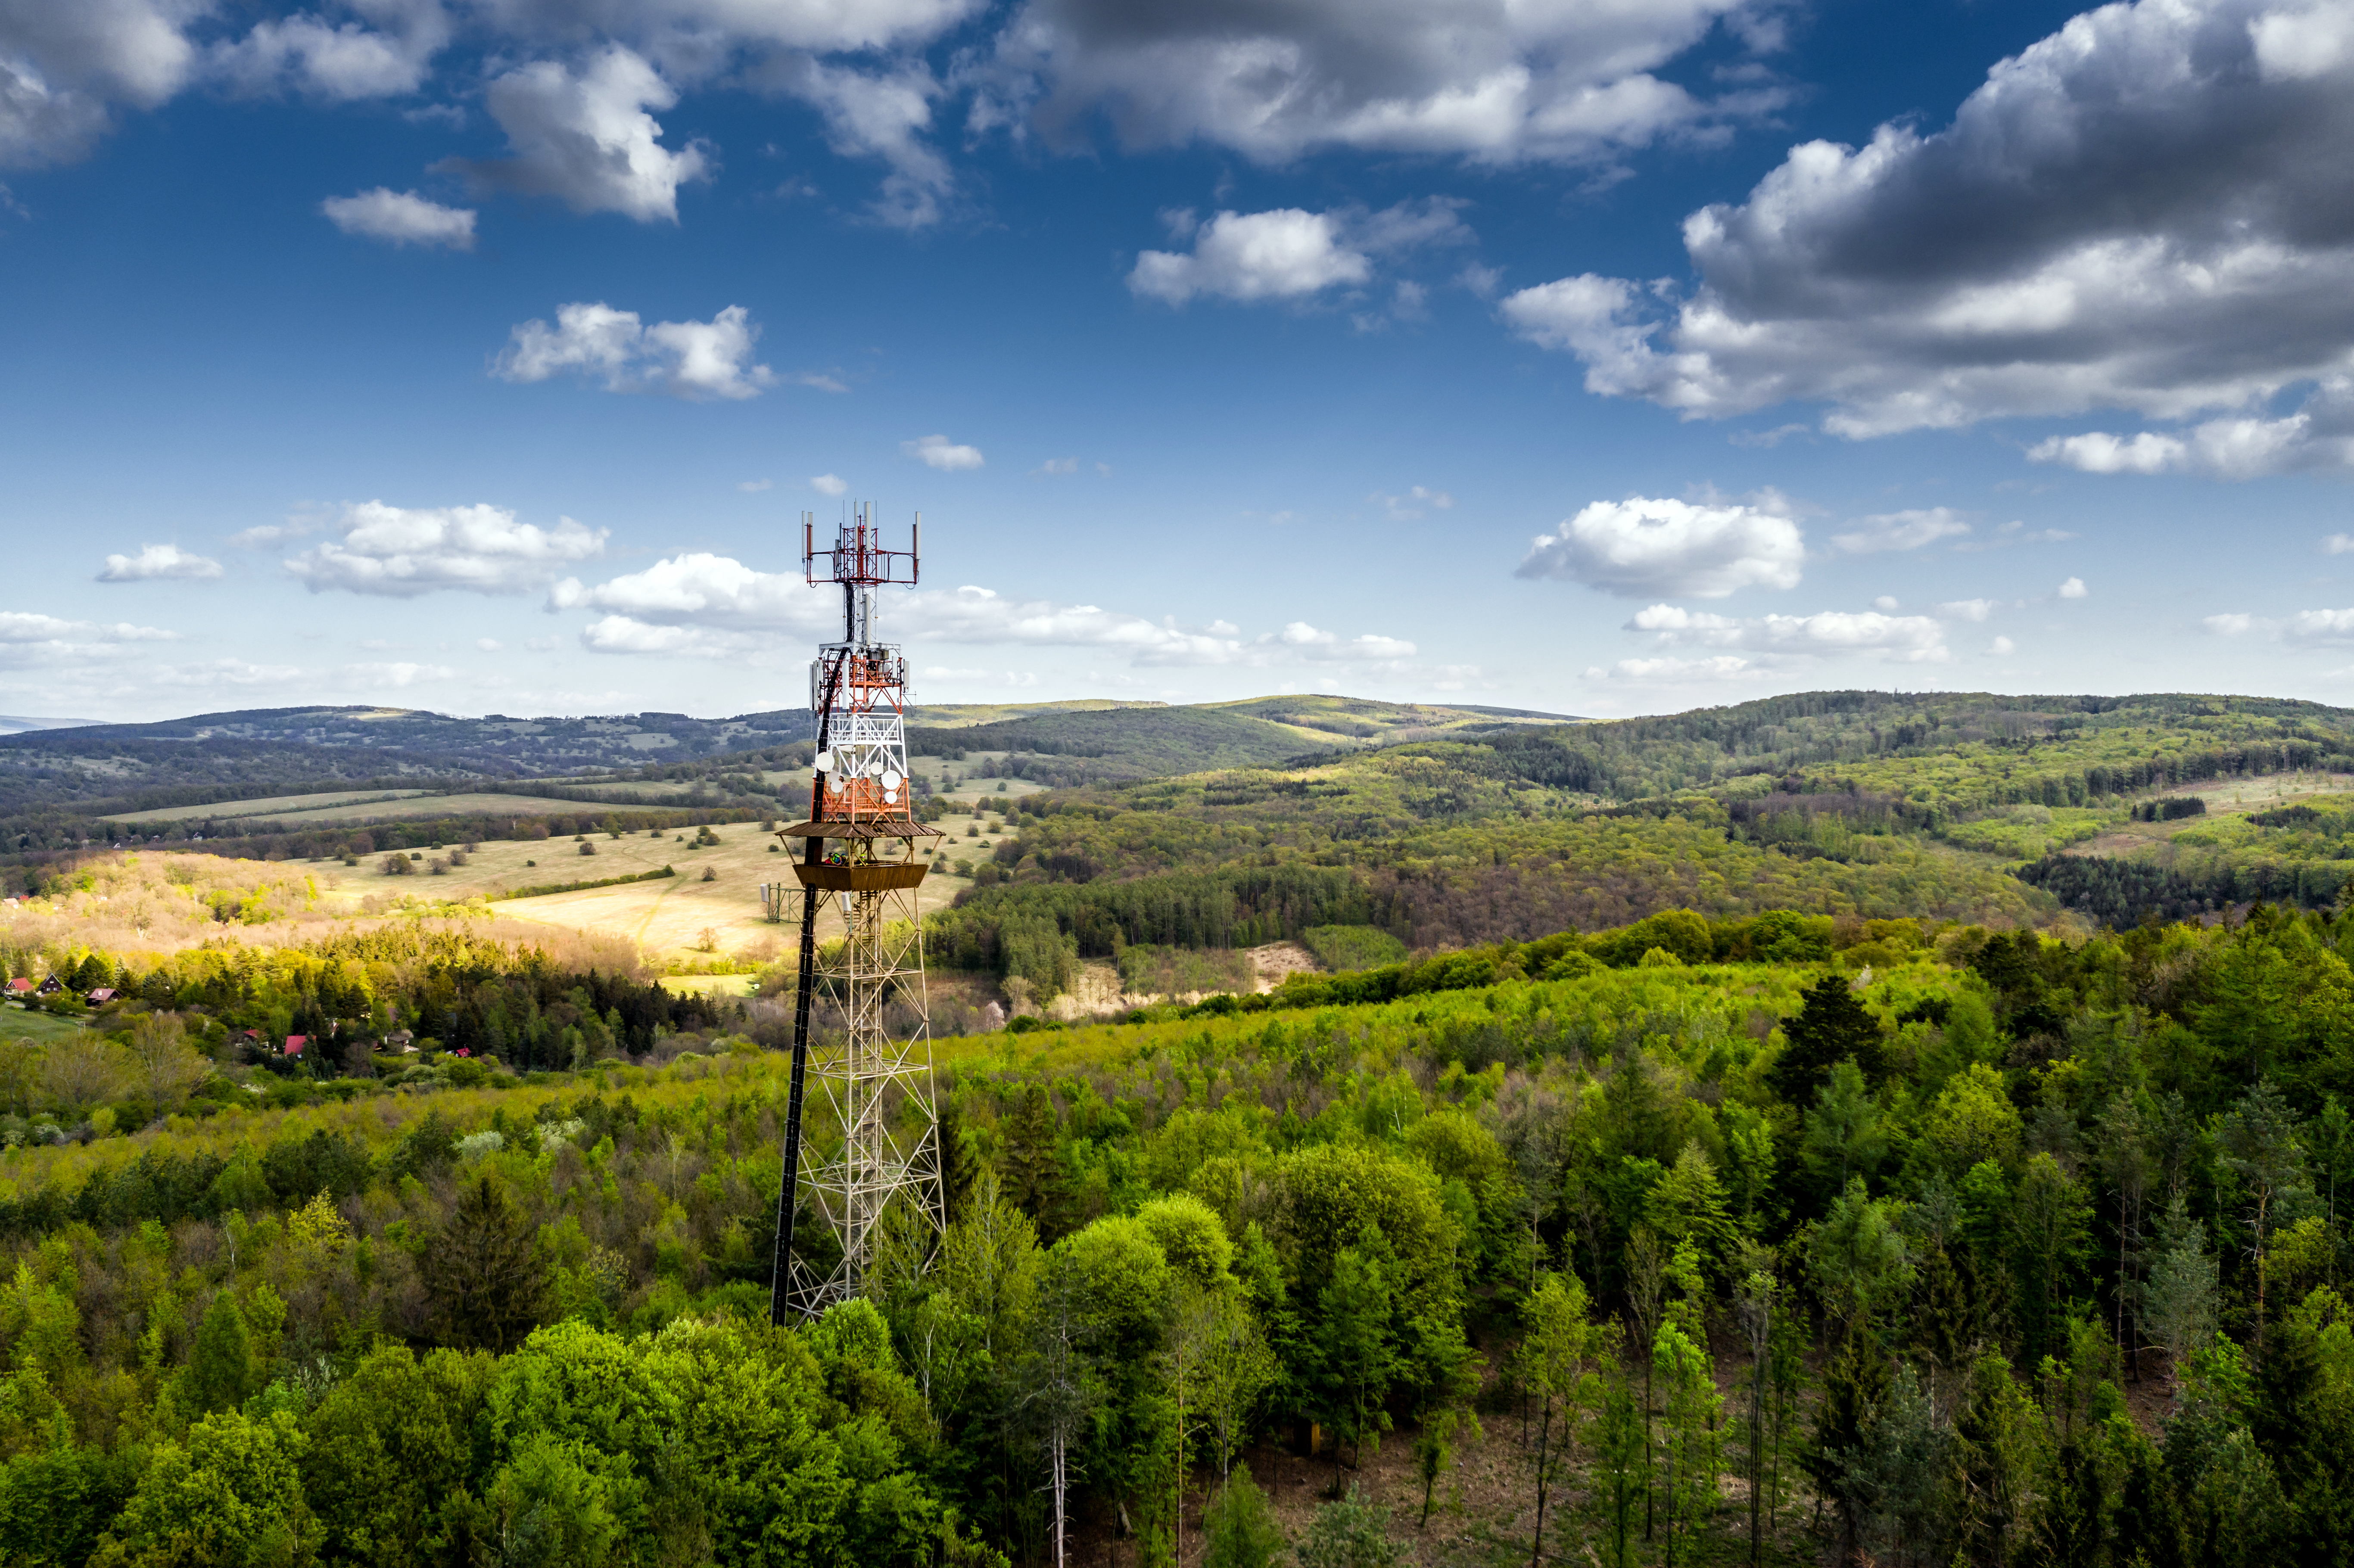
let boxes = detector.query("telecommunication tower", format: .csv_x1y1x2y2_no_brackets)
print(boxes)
769,505,945,1323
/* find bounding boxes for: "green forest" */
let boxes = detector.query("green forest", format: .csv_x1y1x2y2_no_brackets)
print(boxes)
2,895,2353,1565
927,691,2354,984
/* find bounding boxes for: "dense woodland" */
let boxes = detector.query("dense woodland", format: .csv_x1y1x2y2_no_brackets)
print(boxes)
0,897,2350,1564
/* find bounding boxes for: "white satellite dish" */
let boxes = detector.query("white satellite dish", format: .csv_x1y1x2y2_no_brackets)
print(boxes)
882,768,904,790
813,749,835,772
884,788,900,804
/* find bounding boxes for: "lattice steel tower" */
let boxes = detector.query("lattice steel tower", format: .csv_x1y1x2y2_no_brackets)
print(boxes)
769,505,944,1323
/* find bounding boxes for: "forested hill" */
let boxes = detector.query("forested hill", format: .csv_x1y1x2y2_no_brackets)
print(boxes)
1480,689,2354,809
934,691,2354,987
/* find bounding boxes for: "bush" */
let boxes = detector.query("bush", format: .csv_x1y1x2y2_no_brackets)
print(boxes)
1301,924,1409,973
381,855,414,877
579,842,597,857
1202,1467,1286,1568
701,867,717,882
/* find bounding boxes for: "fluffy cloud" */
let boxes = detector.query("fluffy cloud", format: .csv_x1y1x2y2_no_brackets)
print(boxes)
0,0,201,165
1516,495,1804,599
495,301,776,400
2058,576,2089,599
1501,0,2354,468
1830,508,1970,554
2203,606,2354,644
339,660,454,687
2027,378,2354,477
97,542,222,581
754,54,951,227
321,187,475,248
1129,200,1468,307
209,2,451,100
902,434,983,471
466,47,708,222
810,473,847,495
2286,609,2354,644
468,0,979,63
1131,209,1370,306
286,501,608,596
1592,654,1762,682
1627,602,1950,661
549,553,1414,666
990,0,1781,166
0,610,178,672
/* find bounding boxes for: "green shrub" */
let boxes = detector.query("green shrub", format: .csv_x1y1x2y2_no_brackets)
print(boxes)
1300,924,1409,973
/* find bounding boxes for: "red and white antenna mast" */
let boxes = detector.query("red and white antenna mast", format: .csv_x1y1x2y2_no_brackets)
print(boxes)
769,504,943,1323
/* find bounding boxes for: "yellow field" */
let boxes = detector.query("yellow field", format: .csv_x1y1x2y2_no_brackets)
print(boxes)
234,792,682,828
321,791,1030,967
102,788,434,824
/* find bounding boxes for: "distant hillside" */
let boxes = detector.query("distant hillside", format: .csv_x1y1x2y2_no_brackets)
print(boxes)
25,690,2353,935
0,715,102,735
928,690,2354,971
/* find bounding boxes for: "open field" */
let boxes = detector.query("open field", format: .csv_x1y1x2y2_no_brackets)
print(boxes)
223,791,685,828
316,794,1026,966
100,788,436,825
2065,768,2354,857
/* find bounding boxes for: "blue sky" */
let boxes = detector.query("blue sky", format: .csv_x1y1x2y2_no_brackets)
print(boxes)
2,0,2350,723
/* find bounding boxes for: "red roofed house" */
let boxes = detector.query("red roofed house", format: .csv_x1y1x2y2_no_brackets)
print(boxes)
5,979,29,996
283,1036,306,1057
86,988,115,1004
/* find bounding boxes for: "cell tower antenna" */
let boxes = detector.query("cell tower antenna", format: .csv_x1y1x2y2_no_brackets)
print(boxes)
768,502,943,1323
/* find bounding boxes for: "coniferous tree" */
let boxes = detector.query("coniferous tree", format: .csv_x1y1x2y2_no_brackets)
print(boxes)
1591,1374,1646,1568
1201,1465,1285,1568
180,1292,261,1416
1806,1330,1890,1563
1311,1229,1398,1495
1652,1322,1722,1568
422,1174,548,1353
1949,1352,2041,1568
1769,973,1885,1103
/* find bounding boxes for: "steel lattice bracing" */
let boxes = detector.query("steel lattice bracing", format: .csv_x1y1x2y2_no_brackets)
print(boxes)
777,879,943,1316
770,504,944,1324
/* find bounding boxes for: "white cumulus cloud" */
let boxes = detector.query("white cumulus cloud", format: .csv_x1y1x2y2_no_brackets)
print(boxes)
1499,0,2354,471
1627,603,1949,661
810,473,847,495
495,301,776,400
2058,576,2089,599
548,553,1414,668
209,3,451,101
1129,199,1469,308
340,660,454,687
321,187,475,249
2027,380,2354,477
754,54,953,227
1515,494,1804,599
97,542,222,581
1130,208,1370,305
1831,508,1971,554
0,0,201,167
902,434,984,471
465,46,708,223
989,0,1784,167
286,501,608,597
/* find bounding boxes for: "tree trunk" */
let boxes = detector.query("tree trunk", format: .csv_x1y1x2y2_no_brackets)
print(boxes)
1529,1397,1552,1568
1051,1429,1068,1568
1643,1358,1655,1542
